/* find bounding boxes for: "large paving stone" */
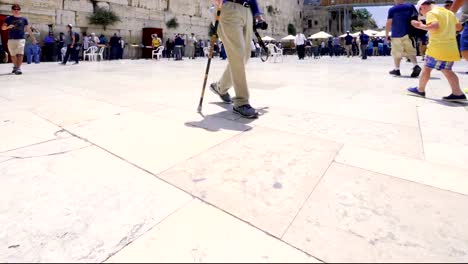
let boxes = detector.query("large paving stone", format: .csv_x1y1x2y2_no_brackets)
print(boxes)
283,163,468,262
0,110,63,152
158,127,342,237
336,144,468,196
30,94,127,127
0,137,192,262
247,107,424,158
65,110,250,174
418,104,468,169
107,200,319,263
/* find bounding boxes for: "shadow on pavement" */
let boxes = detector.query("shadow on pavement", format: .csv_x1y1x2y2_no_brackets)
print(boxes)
184,102,269,132
426,98,468,107
395,76,441,80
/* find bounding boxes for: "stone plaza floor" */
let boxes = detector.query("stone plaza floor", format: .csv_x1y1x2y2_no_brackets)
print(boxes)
0,56,468,262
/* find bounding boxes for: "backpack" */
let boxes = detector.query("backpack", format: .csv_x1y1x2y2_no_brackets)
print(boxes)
408,5,427,39
408,17,427,39
71,31,80,43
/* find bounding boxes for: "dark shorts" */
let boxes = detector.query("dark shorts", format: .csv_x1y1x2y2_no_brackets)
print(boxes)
425,56,454,71
461,23,468,52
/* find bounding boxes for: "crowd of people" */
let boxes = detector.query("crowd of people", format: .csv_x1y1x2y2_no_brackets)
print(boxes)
1,0,467,107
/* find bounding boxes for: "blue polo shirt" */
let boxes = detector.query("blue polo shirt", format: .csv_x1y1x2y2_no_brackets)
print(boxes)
223,0,263,17
5,16,28,39
387,3,418,38
345,34,353,45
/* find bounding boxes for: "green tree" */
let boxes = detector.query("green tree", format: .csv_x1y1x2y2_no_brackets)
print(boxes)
166,18,179,29
351,8,378,32
88,8,121,30
287,23,297,36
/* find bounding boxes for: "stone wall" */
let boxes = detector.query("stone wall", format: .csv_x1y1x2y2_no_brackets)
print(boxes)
302,3,352,37
0,0,303,44
302,4,328,37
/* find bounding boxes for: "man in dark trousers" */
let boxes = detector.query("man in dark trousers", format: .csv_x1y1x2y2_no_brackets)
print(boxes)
209,0,266,118
344,31,353,57
109,33,120,60
61,24,79,65
359,30,369,60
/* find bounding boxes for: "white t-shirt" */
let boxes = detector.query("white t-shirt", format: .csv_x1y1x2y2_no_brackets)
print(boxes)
295,33,306,45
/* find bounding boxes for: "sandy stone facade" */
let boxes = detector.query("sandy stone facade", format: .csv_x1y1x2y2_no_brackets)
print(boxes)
302,1,352,37
0,0,303,43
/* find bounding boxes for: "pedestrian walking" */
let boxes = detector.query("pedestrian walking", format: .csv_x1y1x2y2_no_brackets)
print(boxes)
174,34,184,60
385,0,422,77
451,0,467,60
109,33,119,60
295,32,306,60
61,24,79,65
450,0,468,94
407,0,466,102
25,26,41,64
359,30,369,60
187,33,197,59
43,32,56,61
1,4,37,75
344,31,353,57
209,0,266,119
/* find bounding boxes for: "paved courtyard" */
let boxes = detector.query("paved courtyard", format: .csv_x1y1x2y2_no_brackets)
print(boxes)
0,56,468,262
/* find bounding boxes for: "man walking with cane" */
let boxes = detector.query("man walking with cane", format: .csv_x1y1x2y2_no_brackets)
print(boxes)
209,0,265,119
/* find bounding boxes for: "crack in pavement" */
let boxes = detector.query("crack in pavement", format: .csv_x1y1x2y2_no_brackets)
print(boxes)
0,145,92,160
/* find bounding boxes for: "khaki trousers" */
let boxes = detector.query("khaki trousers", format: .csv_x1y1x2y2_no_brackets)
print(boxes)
216,2,253,107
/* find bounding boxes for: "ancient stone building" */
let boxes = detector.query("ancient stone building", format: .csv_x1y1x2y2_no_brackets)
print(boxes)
0,0,303,44
302,0,352,37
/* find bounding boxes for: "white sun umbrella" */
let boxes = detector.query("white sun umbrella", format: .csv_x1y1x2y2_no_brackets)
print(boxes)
309,31,333,39
376,30,391,37
262,36,276,41
364,29,379,36
281,35,296,41
339,32,354,38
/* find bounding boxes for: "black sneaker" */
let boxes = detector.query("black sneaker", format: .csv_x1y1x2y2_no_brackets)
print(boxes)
11,67,17,74
411,65,422,78
442,94,467,102
233,104,258,119
14,69,22,75
209,83,232,104
389,69,401,76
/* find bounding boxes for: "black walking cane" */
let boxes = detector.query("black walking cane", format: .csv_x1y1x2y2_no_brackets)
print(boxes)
197,7,222,113
253,21,269,62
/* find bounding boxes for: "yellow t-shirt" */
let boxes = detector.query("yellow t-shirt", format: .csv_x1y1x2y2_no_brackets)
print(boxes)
425,6,460,62
152,38,161,48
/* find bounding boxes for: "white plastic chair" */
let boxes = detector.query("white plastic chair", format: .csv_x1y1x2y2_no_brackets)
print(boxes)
267,43,283,63
152,46,164,60
96,46,105,61
83,46,98,61
203,47,210,57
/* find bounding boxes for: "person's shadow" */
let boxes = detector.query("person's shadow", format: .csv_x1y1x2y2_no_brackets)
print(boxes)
425,98,468,108
394,75,441,80
184,102,269,132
